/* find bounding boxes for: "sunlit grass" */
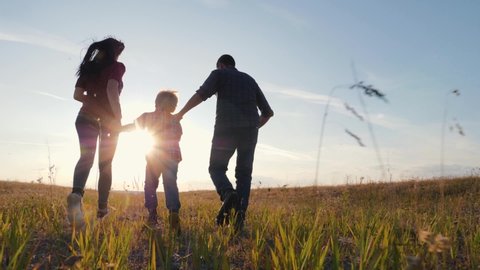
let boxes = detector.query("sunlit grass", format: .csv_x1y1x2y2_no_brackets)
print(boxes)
0,177,479,269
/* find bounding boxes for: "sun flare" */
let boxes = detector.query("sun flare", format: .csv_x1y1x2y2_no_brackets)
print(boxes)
115,129,156,180
127,129,156,156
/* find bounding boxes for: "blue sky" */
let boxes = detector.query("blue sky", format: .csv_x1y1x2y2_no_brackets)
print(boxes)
1,0,479,191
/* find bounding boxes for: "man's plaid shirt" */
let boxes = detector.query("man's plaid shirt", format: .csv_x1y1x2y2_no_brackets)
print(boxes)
196,66,274,129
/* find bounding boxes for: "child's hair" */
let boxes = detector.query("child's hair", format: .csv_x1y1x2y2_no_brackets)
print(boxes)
155,90,178,113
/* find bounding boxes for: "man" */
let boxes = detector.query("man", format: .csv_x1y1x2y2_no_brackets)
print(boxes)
176,54,274,230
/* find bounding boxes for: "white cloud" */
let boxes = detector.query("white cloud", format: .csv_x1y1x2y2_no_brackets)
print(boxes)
31,91,68,101
262,81,344,108
368,113,410,130
383,162,477,181
262,81,408,129
257,143,313,161
0,30,80,55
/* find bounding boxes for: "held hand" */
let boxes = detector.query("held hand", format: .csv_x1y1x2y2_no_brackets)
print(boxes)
104,118,122,133
120,123,136,132
172,113,183,122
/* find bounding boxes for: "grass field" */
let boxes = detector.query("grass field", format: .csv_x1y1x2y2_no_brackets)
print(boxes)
1,176,479,269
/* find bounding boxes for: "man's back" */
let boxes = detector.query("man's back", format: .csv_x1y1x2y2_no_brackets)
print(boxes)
197,67,272,128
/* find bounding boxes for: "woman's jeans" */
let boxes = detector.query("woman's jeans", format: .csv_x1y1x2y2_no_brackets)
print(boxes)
73,113,118,209
208,126,258,212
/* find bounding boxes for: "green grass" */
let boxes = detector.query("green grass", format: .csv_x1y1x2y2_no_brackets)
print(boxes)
0,176,479,269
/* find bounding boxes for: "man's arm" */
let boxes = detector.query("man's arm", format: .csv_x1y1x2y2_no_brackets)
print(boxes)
255,83,274,128
175,93,204,119
258,115,272,128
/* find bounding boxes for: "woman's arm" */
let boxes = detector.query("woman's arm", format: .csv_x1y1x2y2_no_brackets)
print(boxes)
73,87,87,102
106,79,122,120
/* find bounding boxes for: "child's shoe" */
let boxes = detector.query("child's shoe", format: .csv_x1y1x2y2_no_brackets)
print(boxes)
67,193,85,229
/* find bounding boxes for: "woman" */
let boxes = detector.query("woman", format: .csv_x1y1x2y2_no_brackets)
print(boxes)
67,37,125,228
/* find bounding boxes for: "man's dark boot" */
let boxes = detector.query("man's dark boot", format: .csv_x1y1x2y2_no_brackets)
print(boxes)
216,190,238,226
234,210,245,232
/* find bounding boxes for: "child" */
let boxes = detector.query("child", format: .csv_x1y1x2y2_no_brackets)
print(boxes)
122,90,182,234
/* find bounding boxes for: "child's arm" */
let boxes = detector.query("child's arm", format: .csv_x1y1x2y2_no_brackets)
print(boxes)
121,123,136,132
121,113,146,132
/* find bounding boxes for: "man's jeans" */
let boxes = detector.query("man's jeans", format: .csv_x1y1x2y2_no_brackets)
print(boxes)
144,156,181,213
209,126,258,212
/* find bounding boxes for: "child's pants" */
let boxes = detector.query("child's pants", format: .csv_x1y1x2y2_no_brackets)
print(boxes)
144,156,181,213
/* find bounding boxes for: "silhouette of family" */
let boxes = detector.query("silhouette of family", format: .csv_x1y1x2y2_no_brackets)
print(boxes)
67,37,274,233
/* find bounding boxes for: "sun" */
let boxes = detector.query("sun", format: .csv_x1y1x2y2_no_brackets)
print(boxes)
114,129,156,184
119,129,155,156
134,129,156,155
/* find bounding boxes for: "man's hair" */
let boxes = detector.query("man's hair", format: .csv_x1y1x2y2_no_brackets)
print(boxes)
217,54,235,67
155,90,178,112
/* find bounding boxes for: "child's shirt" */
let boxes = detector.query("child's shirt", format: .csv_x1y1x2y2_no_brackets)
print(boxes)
135,111,182,162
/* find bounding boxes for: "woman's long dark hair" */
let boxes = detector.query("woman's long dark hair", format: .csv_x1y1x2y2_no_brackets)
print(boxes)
76,37,124,77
